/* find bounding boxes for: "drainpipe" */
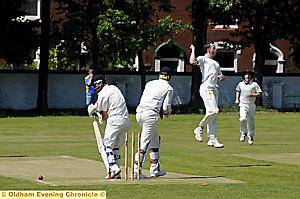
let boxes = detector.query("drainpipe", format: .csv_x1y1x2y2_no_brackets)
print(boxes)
252,53,256,70
269,43,285,73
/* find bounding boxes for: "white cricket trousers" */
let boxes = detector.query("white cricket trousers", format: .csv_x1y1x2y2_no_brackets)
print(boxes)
104,116,131,149
199,85,219,138
239,105,256,137
135,110,161,175
136,110,160,151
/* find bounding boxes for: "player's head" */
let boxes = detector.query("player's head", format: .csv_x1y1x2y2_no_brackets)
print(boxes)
204,43,217,58
88,69,95,75
91,75,107,93
159,67,172,81
242,70,254,84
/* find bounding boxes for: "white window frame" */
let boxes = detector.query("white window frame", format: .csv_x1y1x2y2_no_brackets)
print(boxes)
214,41,239,72
155,57,185,72
17,0,41,21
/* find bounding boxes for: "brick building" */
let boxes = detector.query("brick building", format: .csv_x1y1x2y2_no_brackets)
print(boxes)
22,0,298,73
148,0,297,74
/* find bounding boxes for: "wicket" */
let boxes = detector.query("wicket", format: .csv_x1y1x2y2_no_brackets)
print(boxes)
124,132,141,180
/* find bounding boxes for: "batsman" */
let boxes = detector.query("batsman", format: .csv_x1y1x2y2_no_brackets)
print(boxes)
88,75,131,179
134,67,174,178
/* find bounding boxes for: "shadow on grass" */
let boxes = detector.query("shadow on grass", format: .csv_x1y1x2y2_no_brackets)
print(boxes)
163,176,225,180
212,164,271,168
0,155,27,158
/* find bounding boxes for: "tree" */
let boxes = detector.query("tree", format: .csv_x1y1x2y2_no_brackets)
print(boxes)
208,0,299,104
37,0,51,112
189,0,209,111
284,0,300,69
97,0,191,89
52,0,107,69
0,0,39,68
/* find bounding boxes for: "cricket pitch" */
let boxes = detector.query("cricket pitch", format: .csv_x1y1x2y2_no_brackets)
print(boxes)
231,153,300,166
0,156,242,186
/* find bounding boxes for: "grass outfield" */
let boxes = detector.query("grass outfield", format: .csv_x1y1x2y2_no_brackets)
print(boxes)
0,112,299,198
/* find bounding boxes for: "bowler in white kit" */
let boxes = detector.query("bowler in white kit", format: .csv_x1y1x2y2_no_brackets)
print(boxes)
189,43,225,148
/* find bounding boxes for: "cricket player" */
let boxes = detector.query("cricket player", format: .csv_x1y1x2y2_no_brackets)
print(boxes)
235,70,262,145
88,75,131,179
189,43,225,148
134,67,173,178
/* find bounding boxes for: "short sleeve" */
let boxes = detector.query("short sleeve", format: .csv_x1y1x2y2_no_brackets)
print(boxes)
85,77,89,85
196,56,205,67
96,94,108,112
162,88,173,112
236,83,241,91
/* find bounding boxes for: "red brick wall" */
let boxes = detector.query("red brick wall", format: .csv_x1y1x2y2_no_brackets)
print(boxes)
48,0,298,73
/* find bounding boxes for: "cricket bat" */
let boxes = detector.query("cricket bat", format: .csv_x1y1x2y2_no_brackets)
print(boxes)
92,115,110,174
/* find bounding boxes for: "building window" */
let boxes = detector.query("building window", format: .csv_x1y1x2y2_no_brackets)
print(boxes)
212,41,240,72
154,39,186,72
214,50,236,71
21,0,40,21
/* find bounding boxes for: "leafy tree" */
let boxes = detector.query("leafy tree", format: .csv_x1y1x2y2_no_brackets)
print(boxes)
209,0,300,81
52,0,104,69
0,0,39,68
285,0,300,69
97,0,191,89
205,0,300,106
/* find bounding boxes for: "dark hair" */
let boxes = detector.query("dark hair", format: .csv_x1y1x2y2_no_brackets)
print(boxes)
242,70,254,79
204,43,215,50
160,67,172,76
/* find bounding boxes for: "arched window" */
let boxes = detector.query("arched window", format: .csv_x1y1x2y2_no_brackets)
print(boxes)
154,39,186,72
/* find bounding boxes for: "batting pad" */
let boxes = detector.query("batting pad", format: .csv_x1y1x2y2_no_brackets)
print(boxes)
0,156,242,186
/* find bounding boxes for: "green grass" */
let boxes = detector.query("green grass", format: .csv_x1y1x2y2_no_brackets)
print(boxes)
0,113,300,198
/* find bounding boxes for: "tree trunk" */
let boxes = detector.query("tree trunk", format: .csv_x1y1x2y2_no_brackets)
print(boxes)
253,13,265,106
253,42,264,106
138,51,146,92
37,0,51,113
189,0,208,112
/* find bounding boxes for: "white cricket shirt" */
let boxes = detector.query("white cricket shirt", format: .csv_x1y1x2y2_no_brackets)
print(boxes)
96,85,129,118
136,79,173,114
236,80,262,106
196,54,222,89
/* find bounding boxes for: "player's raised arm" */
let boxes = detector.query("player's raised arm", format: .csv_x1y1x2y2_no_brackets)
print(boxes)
189,44,197,65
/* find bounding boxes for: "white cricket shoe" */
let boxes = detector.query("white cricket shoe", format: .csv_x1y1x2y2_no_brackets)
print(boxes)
207,138,224,148
194,127,203,142
105,173,111,179
248,136,254,145
240,134,246,142
150,170,166,178
110,167,121,179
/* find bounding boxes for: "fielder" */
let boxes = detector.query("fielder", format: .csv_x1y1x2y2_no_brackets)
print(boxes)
189,43,225,148
134,67,173,178
235,70,262,145
88,75,131,179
